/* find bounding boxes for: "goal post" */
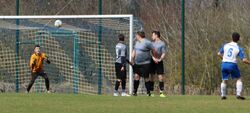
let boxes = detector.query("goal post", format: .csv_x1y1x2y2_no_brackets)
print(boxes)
0,15,139,94
129,16,133,95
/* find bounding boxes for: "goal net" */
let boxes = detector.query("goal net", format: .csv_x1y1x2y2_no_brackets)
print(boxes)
0,15,142,94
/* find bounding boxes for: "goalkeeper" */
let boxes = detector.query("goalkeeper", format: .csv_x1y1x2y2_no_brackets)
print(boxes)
26,45,51,93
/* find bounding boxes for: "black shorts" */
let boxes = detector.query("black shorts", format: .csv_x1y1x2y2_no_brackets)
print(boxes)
31,70,49,80
133,63,151,78
150,59,164,75
115,63,126,80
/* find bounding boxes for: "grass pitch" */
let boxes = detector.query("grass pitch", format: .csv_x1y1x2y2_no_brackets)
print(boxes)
0,93,249,113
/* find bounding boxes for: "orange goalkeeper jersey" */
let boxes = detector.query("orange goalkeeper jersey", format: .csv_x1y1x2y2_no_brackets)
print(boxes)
30,53,47,73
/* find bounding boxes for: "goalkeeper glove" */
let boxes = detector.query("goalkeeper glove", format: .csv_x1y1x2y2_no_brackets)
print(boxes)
46,59,51,64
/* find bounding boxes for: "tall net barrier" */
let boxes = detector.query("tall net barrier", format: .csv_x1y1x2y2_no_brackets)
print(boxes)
0,15,142,94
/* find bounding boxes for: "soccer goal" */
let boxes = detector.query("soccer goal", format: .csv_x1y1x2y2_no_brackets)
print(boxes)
0,15,142,94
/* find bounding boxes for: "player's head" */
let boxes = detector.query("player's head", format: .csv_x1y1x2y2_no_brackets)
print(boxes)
118,34,125,41
232,32,240,42
34,45,40,54
136,31,145,40
151,31,160,41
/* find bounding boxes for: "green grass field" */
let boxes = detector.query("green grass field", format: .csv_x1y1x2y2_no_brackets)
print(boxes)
0,93,249,113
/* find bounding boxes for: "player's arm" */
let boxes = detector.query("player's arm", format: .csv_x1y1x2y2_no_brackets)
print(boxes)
120,54,126,71
238,48,250,64
158,53,166,62
121,47,128,71
46,58,51,64
29,56,36,70
217,52,223,59
149,42,158,63
151,49,159,63
126,50,136,71
121,56,126,71
242,58,250,64
145,41,158,62
152,49,158,59
158,44,167,62
43,53,51,64
218,45,224,59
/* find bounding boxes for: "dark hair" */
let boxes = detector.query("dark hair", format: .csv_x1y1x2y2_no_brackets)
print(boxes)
136,31,145,38
118,34,125,41
152,31,160,37
34,45,40,49
232,32,240,42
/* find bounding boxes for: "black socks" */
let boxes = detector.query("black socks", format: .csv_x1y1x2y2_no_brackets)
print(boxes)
115,81,120,91
145,81,151,94
133,80,139,94
159,82,164,91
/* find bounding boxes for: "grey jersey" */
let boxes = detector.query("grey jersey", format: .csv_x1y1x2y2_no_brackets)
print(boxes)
134,38,154,65
116,43,127,64
152,40,166,59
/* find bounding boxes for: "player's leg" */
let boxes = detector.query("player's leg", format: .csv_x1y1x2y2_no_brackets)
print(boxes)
27,72,38,93
220,80,227,100
235,78,245,100
133,64,140,96
150,76,155,92
144,77,151,96
149,59,156,92
120,67,129,96
143,64,152,96
133,73,140,95
157,61,166,97
121,78,126,96
40,71,50,93
158,75,164,92
220,63,230,99
133,73,140,96
149,73,155,89
232,65,245,100
148,74,155,97
114,63,122,96
114,79,121,96
158,74,166,97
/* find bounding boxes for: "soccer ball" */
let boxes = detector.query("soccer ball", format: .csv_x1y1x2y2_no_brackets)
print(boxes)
54,19,62,28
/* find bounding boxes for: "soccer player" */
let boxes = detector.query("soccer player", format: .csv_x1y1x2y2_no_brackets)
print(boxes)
27,45,51,93
149,31,166,97
218,32,250,100
131,31,158,96
114,34,129,96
